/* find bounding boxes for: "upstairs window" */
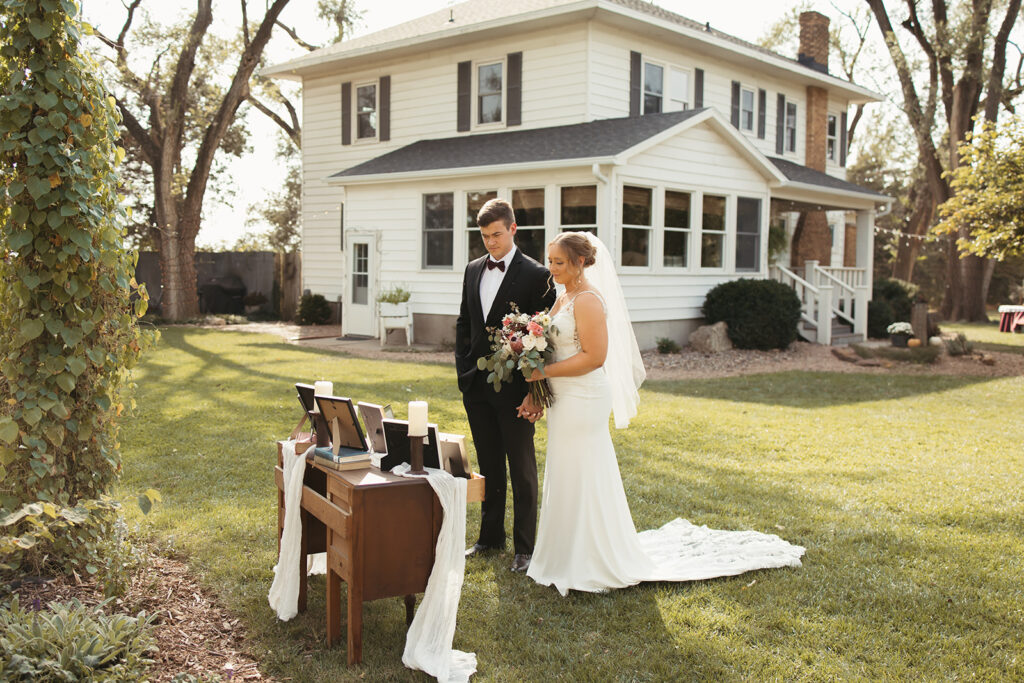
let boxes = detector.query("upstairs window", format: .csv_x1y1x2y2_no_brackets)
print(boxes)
478,62,503,124
785,102,798,152
740,87,755,131
668,67,691,110
643,63,663,114
827,114,838,161
356,83,377,139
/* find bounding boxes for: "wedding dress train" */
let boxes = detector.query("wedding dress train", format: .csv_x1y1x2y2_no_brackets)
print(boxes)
527,293,805,596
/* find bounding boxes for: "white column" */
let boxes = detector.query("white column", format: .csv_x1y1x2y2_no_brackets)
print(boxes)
855,210,875,338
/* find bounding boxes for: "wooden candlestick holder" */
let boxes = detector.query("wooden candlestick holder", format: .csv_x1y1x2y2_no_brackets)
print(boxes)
407,434,428,475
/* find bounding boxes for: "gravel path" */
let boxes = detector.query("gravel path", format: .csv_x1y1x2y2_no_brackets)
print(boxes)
205,321,1024,380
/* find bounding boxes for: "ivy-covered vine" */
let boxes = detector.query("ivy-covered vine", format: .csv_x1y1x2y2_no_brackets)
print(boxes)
0,0,152,568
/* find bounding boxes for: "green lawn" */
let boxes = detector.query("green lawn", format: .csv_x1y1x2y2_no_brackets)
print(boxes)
942,317,1024,355
119,327,1024,681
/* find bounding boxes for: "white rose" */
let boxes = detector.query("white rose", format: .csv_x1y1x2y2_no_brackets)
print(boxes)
522,335,536,351
534,337,547,352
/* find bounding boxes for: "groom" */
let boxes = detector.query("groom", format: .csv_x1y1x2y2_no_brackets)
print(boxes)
455,198,555,573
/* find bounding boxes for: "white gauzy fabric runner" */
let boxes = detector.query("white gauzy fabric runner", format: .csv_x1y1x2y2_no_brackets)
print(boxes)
393,463,477,683
268,440,324,621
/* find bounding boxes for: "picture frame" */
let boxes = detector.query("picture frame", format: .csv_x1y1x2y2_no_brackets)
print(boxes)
380,419,441,471
357,402,393,454
314,395,370,457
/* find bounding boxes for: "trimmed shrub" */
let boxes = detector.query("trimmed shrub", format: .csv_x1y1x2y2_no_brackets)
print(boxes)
867,278,916,339
296,293,332,326
0,596,156,681
655,337,681,354
702,279,801,350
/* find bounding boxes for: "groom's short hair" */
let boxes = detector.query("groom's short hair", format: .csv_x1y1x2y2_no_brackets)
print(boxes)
477,198,515,229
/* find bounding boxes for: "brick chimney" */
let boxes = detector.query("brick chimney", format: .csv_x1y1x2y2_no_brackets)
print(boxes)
792,11,833,267
798,11,829,74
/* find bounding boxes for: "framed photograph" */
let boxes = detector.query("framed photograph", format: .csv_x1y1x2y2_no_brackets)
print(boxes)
295,383,316,414
357,402,392,454
314,395,370,456
380,419,441,471
439,433,471,478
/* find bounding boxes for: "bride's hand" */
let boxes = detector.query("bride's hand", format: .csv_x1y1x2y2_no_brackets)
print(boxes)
526,367,545,382
517,395,544,422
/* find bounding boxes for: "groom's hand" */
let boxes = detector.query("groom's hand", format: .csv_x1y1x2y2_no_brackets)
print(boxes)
517,395,544,423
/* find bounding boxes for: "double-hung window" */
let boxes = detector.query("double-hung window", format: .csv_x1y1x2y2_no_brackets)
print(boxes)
740,87,755,131
668,67,691,110
663,190,690,268
785,102,797,152
701,195,726,268
621,186,652,267
643,63,663,114
356,83,377,140
560,186,597,234
827,114,838,161
477,62,503,124
466,190,497,262
423,193,454,268
512,189,545,262
735,197,762,271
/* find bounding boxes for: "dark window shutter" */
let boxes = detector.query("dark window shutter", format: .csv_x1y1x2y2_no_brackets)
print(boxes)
840,111,848,166
379,75,391,142
507,52,522,126
730,81,740,128
629,51,641,117
341,82,351,145
694,68,704,108
775,94,785,154
757,88,766,139
457,61,471,132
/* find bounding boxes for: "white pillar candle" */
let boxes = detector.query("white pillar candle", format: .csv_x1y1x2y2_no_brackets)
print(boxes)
312,380,333,413
408,401,428,437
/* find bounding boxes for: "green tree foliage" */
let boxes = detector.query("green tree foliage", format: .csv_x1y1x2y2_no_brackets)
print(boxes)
0,0,150,548
935,116,1024,261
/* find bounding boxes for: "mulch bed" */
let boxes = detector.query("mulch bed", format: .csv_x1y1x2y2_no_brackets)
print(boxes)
12,552,269,681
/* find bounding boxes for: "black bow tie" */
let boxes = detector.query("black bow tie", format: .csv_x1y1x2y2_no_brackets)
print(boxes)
486,259,505,272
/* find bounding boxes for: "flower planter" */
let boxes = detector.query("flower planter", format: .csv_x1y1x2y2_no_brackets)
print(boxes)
890,334,910,348
379,302,409,317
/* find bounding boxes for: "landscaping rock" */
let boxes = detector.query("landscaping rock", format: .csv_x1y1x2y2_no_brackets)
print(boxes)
856,358,883,367
689,321,732,353
831,347,860,363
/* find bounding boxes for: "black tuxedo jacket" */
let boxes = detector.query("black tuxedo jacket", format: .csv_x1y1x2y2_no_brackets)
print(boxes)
455,249,556,399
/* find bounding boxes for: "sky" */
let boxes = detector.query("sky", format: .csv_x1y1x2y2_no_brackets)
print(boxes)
80,0,870,248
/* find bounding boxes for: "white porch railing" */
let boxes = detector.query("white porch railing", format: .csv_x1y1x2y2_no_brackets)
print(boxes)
769,262,869,344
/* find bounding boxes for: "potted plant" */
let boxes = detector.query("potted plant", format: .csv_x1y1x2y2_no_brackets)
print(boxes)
377,285,411,317
887,321,914,347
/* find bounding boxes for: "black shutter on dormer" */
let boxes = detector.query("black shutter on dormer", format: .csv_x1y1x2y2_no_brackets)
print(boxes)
730,81,740,128
507,52,522,126
341,82,351,145
457,61,471,132
694,68,704,108
629,51,641,117
757,88,766,139
379,75,390,142
840,111,848,166
775,94,785,154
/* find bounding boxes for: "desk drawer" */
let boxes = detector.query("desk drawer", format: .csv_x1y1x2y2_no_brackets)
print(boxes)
467,473,485,503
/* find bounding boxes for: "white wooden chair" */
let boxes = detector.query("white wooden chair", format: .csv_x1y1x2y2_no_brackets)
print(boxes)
379,302,413,347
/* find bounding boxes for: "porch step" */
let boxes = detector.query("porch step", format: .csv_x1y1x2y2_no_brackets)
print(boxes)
799,320,864,346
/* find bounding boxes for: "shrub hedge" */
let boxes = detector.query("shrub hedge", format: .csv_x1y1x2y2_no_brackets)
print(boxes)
702,279,802,350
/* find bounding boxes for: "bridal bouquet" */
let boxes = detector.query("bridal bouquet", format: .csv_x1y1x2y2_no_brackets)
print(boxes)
477,304,556,407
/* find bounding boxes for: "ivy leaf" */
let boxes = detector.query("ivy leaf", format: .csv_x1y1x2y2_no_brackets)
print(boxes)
8,230,33,251
20,318,44,341
28,20,53,39
56,374,75,393
7,181,24,197
0,418,18,445
26,176,50,199
22,407,43,426
66,357,87,376
60,327,83,347
21,274,40,290
81,320,95,336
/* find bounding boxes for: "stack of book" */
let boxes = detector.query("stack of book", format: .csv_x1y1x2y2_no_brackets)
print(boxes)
313,446,372,471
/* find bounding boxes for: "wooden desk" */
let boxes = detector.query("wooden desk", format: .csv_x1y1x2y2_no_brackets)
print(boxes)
275,443,483,664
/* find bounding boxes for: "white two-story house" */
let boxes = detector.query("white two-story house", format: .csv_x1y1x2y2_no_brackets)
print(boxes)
264,0,889,347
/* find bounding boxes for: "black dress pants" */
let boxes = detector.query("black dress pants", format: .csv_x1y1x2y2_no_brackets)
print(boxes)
463,381,538,555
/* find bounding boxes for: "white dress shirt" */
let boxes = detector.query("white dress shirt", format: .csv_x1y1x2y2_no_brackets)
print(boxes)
479,246,516,320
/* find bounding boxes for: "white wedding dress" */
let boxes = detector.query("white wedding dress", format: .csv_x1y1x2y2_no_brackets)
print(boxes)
527,291,806,596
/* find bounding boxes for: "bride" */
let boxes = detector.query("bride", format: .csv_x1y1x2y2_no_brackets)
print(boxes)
522,232,805,596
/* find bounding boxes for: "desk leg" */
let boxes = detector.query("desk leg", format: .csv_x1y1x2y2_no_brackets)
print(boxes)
347,583,363,665
297,510,309,613
404,594,416,626
326,568,341,646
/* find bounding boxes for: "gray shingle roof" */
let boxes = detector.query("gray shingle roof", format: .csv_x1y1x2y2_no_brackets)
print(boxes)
331,110,702,178
768,157,887,198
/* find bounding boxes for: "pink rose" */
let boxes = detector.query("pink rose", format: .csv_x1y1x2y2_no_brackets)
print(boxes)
527,321,543,336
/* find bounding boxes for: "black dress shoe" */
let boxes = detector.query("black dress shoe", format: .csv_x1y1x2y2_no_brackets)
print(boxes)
510,553,531,572
465,543,501,558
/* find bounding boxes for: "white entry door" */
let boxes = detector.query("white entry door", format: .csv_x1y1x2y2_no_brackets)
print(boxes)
342,232,377,337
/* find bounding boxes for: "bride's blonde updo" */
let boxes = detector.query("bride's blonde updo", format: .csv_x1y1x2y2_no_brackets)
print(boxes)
551,232,597,268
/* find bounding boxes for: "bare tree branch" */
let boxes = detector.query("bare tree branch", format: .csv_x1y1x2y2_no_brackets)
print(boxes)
246,95,300,147
114,98,160,165
983,0,1022,122
274,19,318,51
241,0,250,48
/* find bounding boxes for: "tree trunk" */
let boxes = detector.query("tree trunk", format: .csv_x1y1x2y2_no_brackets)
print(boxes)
891,192,934,282
158,227,200,320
